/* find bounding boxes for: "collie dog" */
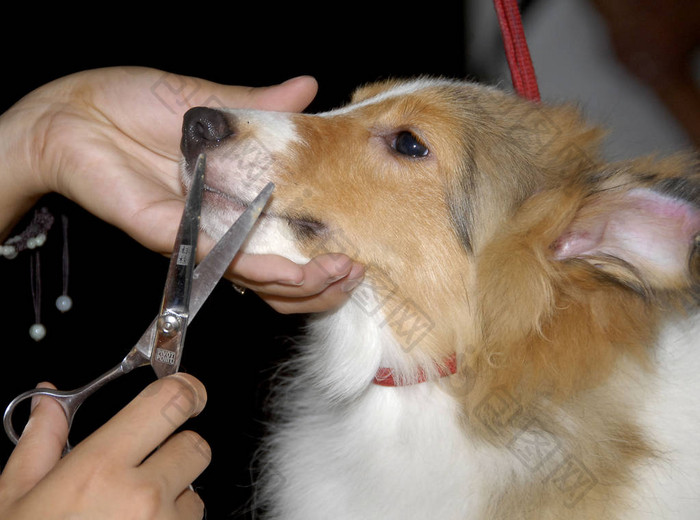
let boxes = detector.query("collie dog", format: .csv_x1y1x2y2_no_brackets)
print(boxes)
180,78,700,519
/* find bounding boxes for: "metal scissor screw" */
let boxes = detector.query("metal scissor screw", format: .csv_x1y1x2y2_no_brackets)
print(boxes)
158,314,181,336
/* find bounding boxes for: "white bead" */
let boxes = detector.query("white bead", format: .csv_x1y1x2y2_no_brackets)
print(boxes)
27,237,37,249
2,245,17,259
34,233,46,247
29,323,46,341
56,295,73,312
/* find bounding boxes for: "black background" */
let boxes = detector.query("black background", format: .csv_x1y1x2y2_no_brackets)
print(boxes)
0,3,476,517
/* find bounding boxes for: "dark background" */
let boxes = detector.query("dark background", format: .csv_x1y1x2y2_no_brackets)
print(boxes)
0,3,474,517
2,2,696,518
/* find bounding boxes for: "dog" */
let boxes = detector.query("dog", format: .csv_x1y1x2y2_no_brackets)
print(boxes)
180,77,700,519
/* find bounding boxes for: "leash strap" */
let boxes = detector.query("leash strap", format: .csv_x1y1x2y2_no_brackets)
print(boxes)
493,0,541,102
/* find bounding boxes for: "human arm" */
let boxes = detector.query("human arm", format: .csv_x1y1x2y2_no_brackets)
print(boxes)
0,67,363,313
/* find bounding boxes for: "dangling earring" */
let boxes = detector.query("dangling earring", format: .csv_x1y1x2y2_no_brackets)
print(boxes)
29,250,46,341
55,215,72,313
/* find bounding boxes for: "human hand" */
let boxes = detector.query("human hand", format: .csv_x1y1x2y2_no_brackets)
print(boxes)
0,374,209,519
0,67,363,313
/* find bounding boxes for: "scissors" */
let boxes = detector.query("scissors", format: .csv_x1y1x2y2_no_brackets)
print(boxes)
4,153,274,451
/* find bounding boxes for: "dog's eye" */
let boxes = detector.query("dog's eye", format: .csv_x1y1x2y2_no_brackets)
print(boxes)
393,131,429,158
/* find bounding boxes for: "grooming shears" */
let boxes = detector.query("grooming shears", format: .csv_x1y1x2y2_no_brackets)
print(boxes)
3,153,274,451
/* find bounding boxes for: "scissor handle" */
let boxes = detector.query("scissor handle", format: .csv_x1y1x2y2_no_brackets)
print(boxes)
3,387,83,450
4,362,126,452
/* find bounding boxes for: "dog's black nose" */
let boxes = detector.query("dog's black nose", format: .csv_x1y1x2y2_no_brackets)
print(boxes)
181,107,234,163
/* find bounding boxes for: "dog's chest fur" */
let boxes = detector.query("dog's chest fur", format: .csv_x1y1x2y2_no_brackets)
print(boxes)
258,303,489,520
258,303,700,520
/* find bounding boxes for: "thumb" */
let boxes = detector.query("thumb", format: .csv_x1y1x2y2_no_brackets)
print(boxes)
245,75,319,112
1,383,68,496
208,75,319,113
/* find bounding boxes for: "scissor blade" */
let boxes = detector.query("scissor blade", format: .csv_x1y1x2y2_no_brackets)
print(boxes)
189,182,275,321
140,181,274,377
150,153,205,378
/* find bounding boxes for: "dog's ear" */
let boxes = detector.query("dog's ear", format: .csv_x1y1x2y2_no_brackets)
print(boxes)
552,172,700,294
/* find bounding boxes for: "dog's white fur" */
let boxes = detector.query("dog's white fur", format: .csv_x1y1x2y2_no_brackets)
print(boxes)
182,78,700,519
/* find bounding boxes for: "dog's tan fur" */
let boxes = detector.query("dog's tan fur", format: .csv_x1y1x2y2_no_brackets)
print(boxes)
183,78,700,518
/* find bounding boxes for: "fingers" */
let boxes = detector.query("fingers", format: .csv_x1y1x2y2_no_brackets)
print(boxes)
260,277,361,314
229,252,306,286
233,252,364,294
229,253,365,314
78,373,207,467
297,254,365,295
176,487,207,520
0,376,209,519
140,430,211,499
176,72,317,118
0,383,68,497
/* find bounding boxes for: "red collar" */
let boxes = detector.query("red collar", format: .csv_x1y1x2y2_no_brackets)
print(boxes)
373,354,458,387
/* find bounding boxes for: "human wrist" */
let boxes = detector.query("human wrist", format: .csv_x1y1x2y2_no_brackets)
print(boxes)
0,99,50,239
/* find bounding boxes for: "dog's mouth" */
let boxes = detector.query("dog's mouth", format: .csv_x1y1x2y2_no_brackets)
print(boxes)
202,183,327,240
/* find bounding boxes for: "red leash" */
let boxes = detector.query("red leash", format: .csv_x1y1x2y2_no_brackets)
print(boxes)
493,0,540,102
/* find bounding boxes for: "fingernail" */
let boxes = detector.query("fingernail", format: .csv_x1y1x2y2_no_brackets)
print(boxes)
30,382,51,413
326,273,348,285
341,263,365,292
169,373,207,417
279,278,305,286
278,266,305,286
